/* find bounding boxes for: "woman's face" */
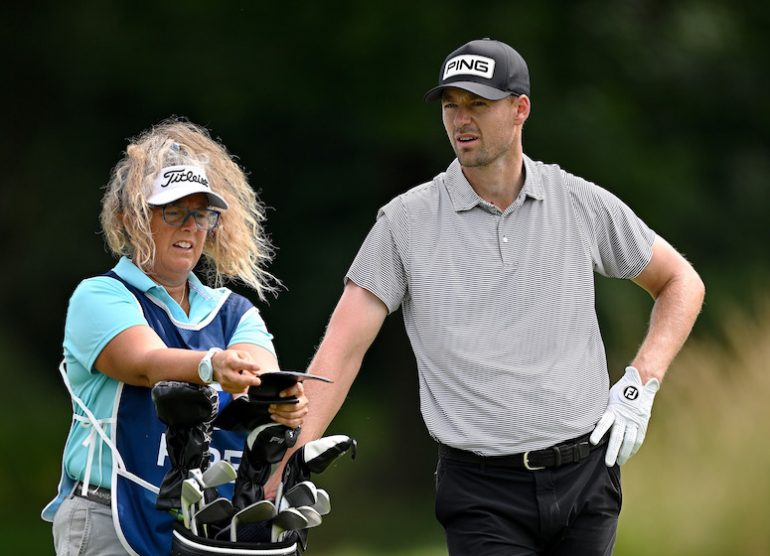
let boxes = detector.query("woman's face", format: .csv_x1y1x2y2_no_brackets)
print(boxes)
148,193,211,286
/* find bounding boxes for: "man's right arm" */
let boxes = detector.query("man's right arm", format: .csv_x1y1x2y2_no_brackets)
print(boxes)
262,281,388,499
301,281,389,442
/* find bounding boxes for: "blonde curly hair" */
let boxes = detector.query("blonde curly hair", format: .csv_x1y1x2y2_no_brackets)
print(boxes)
100,117,277,299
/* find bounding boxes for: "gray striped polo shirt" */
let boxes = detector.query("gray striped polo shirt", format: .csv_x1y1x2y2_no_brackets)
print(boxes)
346,155,655,455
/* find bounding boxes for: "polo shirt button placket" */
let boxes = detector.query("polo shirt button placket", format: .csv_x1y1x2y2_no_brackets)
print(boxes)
498,218,515,270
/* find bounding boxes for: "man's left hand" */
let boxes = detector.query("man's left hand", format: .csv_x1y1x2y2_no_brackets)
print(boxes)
590,366,660,466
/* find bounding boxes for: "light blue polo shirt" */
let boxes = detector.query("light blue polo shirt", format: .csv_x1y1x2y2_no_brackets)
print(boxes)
60,256,275,489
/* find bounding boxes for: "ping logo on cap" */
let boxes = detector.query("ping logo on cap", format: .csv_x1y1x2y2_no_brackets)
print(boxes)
443,55,495,80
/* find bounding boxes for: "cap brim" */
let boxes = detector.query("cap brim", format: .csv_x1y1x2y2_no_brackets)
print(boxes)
147,185,229,210
424,81,512,102
204,192,229,210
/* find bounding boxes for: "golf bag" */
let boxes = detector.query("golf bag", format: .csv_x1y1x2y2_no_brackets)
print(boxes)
171,523,302,556
157,375,355,555
168,434,357,556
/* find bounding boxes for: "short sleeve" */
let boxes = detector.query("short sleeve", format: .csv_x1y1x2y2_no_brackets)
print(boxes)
63,277,148,373
567,174,655,279
229,307,276,356
345,202,409,313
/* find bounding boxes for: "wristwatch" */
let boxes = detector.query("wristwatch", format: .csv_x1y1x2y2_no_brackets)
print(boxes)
198,348,223,384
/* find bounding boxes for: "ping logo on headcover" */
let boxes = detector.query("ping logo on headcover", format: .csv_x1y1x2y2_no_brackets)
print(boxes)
623,386,639,401
443,55,495,80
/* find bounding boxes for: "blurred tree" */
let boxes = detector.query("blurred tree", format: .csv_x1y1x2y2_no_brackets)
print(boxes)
1,0,768,553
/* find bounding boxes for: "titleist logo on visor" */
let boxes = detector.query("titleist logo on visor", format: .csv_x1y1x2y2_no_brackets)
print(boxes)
155,165,210,189
443,55,495,79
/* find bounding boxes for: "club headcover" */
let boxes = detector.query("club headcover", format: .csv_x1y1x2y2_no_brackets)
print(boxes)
301,435,357,474
213,396,272,433
248,371,333,405
152,381,218,426
247,423,300,462
152,382,218,511
215,372,331,432
232,424,301,510
282,435,357,489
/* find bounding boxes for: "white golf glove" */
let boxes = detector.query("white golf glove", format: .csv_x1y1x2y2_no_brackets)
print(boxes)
590,366,660,467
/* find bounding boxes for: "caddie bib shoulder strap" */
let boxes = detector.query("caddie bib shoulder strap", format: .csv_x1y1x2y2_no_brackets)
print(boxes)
103,270,254,351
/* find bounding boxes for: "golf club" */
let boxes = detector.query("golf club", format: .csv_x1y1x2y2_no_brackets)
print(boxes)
189,468,204,487
296,505,322,528
271,507,309,542
201,460,237,488
193,497,234,538
313,488,331,516
181,478,203,534
282,481,317,509
229,499,277,542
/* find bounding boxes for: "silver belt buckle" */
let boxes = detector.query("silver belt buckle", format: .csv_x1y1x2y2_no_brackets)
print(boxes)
523,451,545,471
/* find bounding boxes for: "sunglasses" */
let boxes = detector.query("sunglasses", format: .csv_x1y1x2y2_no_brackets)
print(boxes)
160,204,221,231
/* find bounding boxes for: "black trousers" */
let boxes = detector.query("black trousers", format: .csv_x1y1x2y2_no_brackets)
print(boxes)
435,444,621,556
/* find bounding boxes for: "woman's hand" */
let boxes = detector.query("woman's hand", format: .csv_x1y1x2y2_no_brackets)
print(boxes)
211,349,263,395
269,381,308,429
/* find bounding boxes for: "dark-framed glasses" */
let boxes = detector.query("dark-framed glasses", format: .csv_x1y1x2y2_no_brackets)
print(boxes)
161,204,221,231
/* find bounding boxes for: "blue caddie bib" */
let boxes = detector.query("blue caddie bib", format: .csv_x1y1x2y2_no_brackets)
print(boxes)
105,272,251,555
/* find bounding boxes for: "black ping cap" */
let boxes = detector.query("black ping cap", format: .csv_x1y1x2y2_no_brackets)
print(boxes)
424,38,530,102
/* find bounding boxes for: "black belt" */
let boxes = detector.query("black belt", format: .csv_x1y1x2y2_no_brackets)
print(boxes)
438,433,607,471
71,481,111,506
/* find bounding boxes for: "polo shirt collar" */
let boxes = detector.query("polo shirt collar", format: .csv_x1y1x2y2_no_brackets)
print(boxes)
114,256,157,292
113,256,201,293
444,155,545,213
522,155,545,201
444,159,479,212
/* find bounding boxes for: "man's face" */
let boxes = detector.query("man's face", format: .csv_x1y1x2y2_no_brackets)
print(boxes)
441,88,523,168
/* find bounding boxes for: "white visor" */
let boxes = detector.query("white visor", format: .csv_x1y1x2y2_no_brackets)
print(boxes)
147,165,228,209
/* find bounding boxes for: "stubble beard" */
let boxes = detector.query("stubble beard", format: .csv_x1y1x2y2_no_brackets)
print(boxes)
453,129,518,169
455,143,505,169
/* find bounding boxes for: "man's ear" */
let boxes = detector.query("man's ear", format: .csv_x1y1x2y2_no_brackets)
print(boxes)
513,94,531,125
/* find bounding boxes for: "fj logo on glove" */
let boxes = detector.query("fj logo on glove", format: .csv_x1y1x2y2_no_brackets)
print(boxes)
623,386,639,400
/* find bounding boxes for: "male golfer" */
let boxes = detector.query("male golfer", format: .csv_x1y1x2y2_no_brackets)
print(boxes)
294,38,705,555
